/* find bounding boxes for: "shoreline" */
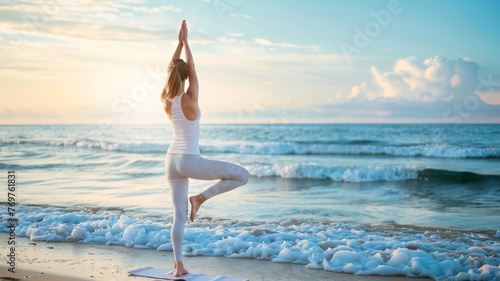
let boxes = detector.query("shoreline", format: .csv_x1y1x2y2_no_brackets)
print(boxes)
2,202,499,234
0,233,432,281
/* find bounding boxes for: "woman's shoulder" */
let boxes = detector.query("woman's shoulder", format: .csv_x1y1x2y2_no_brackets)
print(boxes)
180,91,199,120
182,90,198,105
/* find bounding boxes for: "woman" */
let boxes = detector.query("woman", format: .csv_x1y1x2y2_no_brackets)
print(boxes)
161,20,250,277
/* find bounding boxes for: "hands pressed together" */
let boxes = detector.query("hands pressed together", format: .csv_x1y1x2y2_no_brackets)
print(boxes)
178,20,188,44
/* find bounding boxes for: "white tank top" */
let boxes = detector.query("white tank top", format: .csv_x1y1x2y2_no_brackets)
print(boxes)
167,91,201,155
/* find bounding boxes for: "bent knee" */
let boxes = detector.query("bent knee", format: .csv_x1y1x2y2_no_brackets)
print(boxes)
239,167,250,185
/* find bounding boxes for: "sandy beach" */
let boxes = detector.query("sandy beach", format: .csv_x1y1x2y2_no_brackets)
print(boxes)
1,233,433,281
0,266,88,281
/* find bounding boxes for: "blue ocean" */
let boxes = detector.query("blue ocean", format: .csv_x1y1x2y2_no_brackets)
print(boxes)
1,124,499,280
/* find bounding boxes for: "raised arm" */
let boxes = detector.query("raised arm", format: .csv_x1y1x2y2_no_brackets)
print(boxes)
171,42,183,63
161,24,184,101
180,20,199,101
171,23,184,62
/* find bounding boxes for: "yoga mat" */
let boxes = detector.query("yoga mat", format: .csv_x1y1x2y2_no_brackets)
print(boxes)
128,267,249,281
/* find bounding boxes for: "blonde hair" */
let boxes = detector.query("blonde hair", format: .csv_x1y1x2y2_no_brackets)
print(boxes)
164,58,189,101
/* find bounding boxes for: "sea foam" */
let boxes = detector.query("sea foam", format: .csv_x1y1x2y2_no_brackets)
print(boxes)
1,204,499,281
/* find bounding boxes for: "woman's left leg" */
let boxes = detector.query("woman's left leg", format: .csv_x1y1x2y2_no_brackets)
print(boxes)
167,176,189,262
165,153,189,276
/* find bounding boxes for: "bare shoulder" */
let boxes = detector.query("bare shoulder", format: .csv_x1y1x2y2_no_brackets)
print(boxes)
181,91,198,108
181,92,199,120
185,88,198,102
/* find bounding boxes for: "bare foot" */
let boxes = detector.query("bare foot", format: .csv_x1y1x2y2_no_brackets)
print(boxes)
189,194,206,222
174,261,188,276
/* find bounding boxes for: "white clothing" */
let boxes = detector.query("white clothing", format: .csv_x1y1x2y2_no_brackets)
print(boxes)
165,153,249,261
167,91,201,155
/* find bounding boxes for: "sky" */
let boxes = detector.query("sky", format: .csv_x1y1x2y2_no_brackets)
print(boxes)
1,0,500,124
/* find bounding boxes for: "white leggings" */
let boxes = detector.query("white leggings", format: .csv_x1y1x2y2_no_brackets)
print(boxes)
165,153,250,261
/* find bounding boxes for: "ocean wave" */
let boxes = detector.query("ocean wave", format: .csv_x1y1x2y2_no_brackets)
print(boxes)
245,163,500,183
1,204,499,280
3,138,499,158
245,163,420,182
1,149,497,183
2,139,500,158
418,168,500,183
200,143,500,158
1,139,168,153
294,139,382,145
0,162,105,171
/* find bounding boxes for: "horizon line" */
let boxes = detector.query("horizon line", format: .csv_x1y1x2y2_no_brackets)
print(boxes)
1,122,499,126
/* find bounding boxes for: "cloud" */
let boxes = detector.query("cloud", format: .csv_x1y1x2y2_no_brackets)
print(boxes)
350,56,483,102
216,36,237,43
0,107,62,119
127,5,181,13
0,1,185,44
227,13,251,19
478,90,500,105
316,97,500,122
197,44,346,80
253,38,320,50
349,82,376,99
323,56,500,122
161,6,182,12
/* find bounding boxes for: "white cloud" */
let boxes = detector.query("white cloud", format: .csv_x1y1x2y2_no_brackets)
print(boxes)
227,13,252,19
327,56,500,122
216,36,237,43
161,6,182,12
349,82,379,100
131,6,161,13
451,74,462,87
253,38,320,50
120,12,134,17
129,6,182,13
351,56,483,102
87,12,118,21
478,91,500,105
349,83,364,98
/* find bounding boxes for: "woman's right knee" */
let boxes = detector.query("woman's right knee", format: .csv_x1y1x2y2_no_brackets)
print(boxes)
223,164,249,185
240,167,250,185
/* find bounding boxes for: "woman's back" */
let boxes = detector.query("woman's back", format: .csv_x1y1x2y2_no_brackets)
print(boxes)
167,91,201,155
